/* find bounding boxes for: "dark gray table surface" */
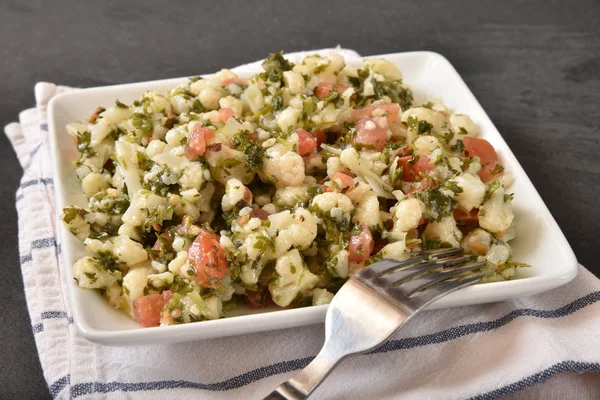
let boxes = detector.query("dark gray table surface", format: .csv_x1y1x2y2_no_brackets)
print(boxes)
0,0,598,398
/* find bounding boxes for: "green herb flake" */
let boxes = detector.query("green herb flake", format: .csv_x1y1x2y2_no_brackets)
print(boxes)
83,272,97,283
231,134,265,173
115,99,129,109
490,164,505,175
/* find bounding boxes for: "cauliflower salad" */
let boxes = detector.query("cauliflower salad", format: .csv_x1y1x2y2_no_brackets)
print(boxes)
62,52,524,328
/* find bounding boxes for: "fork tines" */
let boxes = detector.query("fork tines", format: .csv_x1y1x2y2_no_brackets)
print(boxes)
360,247,487,300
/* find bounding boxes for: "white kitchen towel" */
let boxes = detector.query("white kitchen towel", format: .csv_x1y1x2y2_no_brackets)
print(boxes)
5,49,600,400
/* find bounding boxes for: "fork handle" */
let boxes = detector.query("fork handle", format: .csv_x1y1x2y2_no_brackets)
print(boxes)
264,348,339,399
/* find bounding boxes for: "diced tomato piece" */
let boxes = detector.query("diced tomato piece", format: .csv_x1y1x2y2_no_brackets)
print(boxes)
185,126,215,160
296,128,318,156
348,224,374,264
397,155,433,182
188,229,228,287
133,294,166,327
463,137,498,166
314,83,349,98
454,209,479,225
354,117,388,151
161,290,173,303
312,130,325,148
87,106,106,124
478,161,505,183
331,172,354,190
463,137,503,183
222,77,248,86
350,103,400,124
237,214,250,226
243,187,253,203
406,178,435,196
210,107,235,124
250,208,270,220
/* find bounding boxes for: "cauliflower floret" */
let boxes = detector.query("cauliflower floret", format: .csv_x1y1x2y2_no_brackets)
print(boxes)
402,107,451,143
312,288,334,306
169,91,194,114
146,139,168,158
478,186,514,233
105,282,123,309
353,191,381,229
394,198,424,232
84,234,147,266
461,228,493,256
380,240,408,259
142,91,172,115
168,251,188,275
283,71,305,95
412,135,442,156
268,208,318,256
452,173,486,212
365,58,403,81
261,144,305,188
276,107,301,131
242,82,264,114
326,156,344,178
268,249,319,307
219,96,244,118
113,235,148,266
328,249,349,278
182,292,223,321
311,192,354,221
117,224,141,242
274,186,310,209
450,114,479,136
72,257,117,289
199,87,223,110
221,178,252,212
122,263,154,316
178,162,208,191
486,242,512,266
147,271,174,291
81,172,111,198
205,145,255,185
61,206,91,240
423,216,463,247
122,190,169,227
164,125,187,148
202,296,223,320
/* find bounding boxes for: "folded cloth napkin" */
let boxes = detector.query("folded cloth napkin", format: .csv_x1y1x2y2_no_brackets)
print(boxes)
5,49,600,400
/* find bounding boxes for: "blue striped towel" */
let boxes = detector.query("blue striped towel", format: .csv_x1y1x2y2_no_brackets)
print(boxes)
5,50,600,400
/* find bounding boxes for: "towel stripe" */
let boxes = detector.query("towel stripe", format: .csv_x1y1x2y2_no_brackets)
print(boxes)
372,291,600,354
469,361,600,400
23,142,45,170
20,236,59,264
20,178,53,189
49,375,70,399
42,291,599,397
32,311,74,334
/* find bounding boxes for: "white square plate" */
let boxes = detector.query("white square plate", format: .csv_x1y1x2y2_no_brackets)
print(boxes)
48,51,578,346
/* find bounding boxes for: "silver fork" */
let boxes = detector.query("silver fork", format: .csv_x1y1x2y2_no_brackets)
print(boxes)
264,247,487,399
